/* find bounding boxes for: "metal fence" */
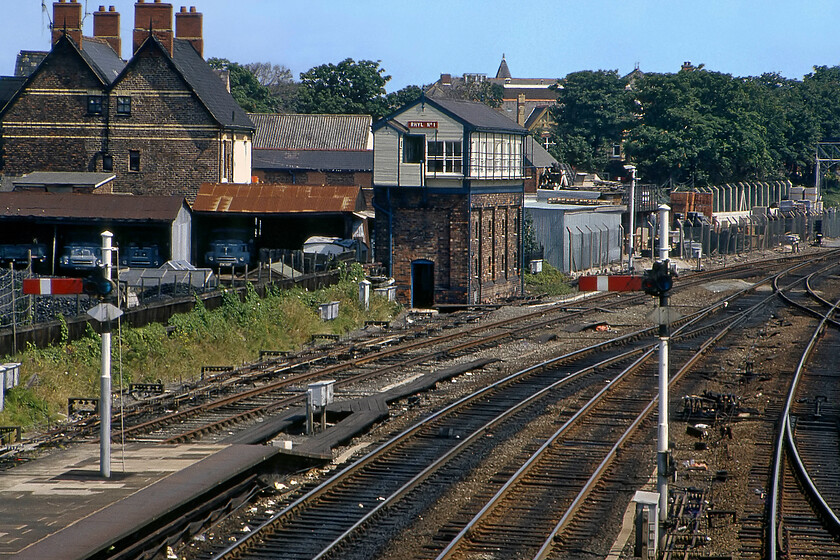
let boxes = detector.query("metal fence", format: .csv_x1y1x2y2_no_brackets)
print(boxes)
567,224,623,272
669,209,834,260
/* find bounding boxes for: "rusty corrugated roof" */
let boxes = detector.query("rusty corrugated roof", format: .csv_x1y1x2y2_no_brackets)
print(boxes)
192,183,363,214
0,192,187,221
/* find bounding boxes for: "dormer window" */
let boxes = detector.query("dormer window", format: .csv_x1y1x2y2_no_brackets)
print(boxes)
87,95,103,115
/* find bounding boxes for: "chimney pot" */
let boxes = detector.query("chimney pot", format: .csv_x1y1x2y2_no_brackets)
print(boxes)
52,0,83,47
175,4,203,57
109,5,115,11
134,0,174,55
180,5,186,12
94,3,121,56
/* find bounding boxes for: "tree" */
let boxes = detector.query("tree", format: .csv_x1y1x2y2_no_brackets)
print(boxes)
385,85,424,114
295,58,391,119
243,62,299,112
548,70,634,174
207,58,277,113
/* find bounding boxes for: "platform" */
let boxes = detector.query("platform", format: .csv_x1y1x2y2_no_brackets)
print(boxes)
0,443,277,559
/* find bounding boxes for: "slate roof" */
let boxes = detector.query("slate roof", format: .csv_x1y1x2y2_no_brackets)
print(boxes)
421,98,527,134
249,114,372,150
524,106,550,130
0,77,25,111
12,172,116,189
193,183,363,214
253,149,372,172
524,136,558,168
0,192,187,221
496,56,512,79
169,39,254,131
80,38,125,84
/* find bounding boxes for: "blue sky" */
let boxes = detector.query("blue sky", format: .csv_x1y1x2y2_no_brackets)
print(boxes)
4,0,840,91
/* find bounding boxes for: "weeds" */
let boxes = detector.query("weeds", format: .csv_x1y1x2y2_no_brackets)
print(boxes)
0,273,401,430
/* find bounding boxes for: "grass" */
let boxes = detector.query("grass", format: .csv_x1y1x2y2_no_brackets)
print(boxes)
0,263,400,431
524,262,575,297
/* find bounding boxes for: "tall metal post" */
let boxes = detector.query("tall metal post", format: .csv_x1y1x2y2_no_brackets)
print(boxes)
626,165,637,271
656,205,670,524
100,231,113,478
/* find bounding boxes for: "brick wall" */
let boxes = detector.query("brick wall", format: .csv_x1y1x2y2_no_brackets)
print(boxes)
470,192,522,302
373,187,522,305
1,42,107,175
1,38,229,202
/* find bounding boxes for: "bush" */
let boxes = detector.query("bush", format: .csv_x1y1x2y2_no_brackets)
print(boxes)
524,262,574,296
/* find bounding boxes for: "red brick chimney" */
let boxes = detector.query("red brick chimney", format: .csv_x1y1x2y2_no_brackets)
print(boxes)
93,6,121,56
52,0,83,48
175,6,203,57
133,0,174,55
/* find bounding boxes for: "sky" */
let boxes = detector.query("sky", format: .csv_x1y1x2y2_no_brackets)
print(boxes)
4,0,840,92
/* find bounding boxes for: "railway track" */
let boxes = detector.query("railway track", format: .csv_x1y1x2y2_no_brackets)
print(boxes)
187,258,818,560
767,264,840,559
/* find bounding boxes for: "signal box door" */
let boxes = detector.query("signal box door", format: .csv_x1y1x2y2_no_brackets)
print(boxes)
411,260,434,309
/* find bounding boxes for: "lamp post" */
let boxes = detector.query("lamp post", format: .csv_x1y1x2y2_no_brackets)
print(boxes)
625,165,637,272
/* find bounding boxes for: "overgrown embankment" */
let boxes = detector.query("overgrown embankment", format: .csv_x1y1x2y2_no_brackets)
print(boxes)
0,264,399,430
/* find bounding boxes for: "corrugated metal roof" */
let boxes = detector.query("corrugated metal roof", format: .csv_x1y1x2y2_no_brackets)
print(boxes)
192,183,363,214
0,192,187,221
253,149,372,172
248,114,372,150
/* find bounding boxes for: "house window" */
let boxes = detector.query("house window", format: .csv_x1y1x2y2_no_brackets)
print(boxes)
102,153,113,172
611,143,622,158
87,95,104,115
116,96,131,115
404,135,424,164
427,140,462,174
129,150,140,172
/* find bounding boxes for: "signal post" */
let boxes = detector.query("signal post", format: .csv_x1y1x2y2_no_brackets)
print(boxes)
579,203,675,549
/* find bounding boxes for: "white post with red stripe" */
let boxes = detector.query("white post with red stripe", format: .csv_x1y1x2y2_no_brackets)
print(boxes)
578,274,642,292
22,278,83,295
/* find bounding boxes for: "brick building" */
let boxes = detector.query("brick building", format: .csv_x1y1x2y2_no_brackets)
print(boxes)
0,0,253,202
372,97,526,307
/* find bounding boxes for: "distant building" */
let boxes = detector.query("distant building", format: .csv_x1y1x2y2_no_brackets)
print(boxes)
0,0,254,202
372,96,526,306
249,113,373,207
426,55,558,134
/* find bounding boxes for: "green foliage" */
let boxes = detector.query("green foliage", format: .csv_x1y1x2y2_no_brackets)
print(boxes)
0,273,401,430
443,80,505,108
545,63,840,188
208,58,278,113
549,70,634,173
626,69,777,185
296,58,392,119
524,262,574,297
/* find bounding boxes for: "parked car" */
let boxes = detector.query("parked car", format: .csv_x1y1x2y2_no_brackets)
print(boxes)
120,244,162,268
0,243,47,265
205,234,253,268
59,242,103,270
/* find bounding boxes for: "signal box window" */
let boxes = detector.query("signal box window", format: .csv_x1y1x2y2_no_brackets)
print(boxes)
404,135,424,163
427,140,462,174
